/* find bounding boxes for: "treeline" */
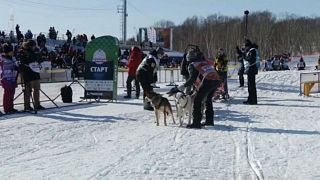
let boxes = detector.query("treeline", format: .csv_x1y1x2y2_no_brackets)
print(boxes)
160,11,320,61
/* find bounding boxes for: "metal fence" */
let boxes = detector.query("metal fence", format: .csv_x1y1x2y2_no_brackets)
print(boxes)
0,67,184,87
117,67,184,88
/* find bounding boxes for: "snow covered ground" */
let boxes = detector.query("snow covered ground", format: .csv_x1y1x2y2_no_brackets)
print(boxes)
1,58,320,180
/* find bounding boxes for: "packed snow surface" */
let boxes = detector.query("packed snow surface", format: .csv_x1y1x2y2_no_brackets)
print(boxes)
1,58,320,179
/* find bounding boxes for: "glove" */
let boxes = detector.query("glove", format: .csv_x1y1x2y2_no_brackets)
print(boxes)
177,84,186,92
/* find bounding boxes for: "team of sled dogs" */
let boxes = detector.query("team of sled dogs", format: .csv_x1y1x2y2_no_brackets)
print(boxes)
145,90,195,127
145,81,226,126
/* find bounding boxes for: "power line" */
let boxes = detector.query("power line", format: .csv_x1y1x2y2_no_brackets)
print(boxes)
1,0,115,11
127,1,157,22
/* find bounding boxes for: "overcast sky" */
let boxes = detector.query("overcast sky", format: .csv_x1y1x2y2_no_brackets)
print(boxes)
1,0,320,39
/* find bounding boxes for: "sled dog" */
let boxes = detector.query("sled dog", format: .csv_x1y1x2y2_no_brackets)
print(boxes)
173,91,193,126
146,91,175,126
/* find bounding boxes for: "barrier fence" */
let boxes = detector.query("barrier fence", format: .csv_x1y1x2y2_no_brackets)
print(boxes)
0,67,184,108
1,66,184,89
299,71,320,96
118,67,184,88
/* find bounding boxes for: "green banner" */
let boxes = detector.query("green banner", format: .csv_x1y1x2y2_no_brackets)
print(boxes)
84,36,119,100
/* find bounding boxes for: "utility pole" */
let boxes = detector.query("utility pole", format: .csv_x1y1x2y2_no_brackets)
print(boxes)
117,0,127,44
244,10,249,40
9,8,15,32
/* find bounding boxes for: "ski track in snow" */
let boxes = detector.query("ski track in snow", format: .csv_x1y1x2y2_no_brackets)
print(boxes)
246,123,264,180
89,129,170,178
222,103,262,180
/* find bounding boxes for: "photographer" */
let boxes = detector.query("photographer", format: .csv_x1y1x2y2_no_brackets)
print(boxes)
19,39,45,111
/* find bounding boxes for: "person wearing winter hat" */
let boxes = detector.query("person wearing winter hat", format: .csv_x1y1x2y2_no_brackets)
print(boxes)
0,43,19,114
19,39,45,111
243,39,258,105
136,47,164,111
175,48,221,128
215,48,229,99
297,56,306,70
236,46,245,87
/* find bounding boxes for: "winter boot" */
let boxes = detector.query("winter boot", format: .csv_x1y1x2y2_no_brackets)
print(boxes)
143,101,154,111
201,121,214,126
186,123,202,129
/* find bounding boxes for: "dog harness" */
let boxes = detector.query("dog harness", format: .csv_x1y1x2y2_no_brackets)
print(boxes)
178,95,189,108
192,61,220,81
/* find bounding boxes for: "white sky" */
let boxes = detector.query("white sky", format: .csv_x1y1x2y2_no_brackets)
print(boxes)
1,0,320,39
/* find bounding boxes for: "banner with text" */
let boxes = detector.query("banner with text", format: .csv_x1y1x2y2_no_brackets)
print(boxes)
84,36,119,100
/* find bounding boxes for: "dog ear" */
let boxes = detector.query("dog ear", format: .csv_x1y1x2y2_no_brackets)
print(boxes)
145,91,154,98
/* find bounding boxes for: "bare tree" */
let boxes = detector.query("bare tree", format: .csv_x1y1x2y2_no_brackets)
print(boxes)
171,11,320,60
154,20,175,28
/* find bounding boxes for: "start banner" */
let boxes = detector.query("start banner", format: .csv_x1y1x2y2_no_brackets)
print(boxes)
84,36,119,100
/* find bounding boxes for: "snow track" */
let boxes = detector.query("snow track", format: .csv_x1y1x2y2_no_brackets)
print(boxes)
246,123,264,180
221,102,263,180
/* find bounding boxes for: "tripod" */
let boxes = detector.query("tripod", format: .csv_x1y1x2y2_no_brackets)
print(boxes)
14,79,38,114
14,77,59,114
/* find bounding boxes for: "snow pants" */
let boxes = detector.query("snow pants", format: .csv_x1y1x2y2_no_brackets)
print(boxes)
192,80,220,126
24,80,40,109
2,83,16,113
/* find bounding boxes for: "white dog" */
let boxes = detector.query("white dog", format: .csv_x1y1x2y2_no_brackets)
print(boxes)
174,92,193,126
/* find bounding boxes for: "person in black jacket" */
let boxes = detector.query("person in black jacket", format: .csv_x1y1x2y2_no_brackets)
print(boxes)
297,57,306,70
136,47,164,110
180,46,201,94
180,53,192,94
236,46,245,87
242,39,258,105
19,40,45,111
175,48,221,128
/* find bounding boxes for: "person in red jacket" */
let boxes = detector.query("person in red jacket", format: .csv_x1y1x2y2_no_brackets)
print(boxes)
124,46,143,99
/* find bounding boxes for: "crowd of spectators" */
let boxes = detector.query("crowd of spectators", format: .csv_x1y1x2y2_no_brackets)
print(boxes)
0,24,91,79
263,54,291,71
1,24,183,77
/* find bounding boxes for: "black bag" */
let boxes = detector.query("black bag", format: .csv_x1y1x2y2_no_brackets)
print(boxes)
61,85,72,103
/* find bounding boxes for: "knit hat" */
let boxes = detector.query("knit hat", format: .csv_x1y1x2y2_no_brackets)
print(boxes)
2,43,13,53
245,39,252,47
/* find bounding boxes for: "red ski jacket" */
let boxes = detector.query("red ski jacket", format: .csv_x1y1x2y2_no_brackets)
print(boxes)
128,47,142,77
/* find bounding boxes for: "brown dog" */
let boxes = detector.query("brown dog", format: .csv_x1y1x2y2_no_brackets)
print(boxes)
146,91,175,126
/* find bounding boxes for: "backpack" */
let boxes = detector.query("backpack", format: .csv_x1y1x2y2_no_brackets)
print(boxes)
61,85,72,103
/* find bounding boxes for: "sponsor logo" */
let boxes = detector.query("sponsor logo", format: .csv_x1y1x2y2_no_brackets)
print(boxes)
92,49,107,64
